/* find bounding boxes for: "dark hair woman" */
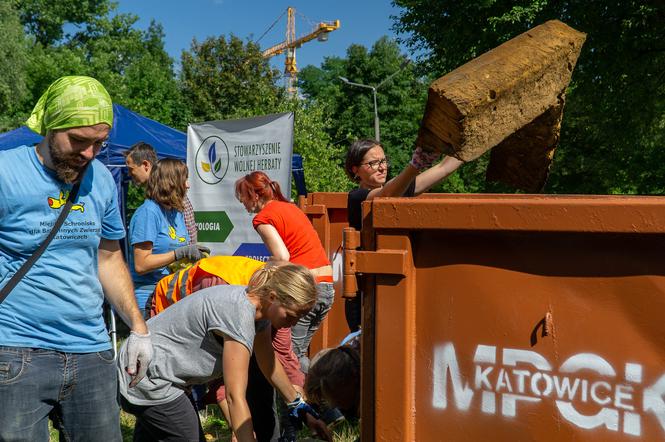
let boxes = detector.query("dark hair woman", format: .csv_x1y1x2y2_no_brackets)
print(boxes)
344,140,464,330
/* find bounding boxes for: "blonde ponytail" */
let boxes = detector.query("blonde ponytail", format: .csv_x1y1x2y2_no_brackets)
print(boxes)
247,262,317,309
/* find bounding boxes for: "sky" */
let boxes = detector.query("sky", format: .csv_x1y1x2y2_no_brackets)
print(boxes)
114,0,407,72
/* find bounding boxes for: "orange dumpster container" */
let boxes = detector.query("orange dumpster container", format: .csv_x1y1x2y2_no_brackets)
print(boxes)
343,194,665,441
298,193,352,355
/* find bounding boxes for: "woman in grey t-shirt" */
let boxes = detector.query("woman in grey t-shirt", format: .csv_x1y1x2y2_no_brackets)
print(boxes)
118,263,332,442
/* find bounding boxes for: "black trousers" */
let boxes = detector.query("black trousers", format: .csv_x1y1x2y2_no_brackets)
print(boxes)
247,354,280,442
121,393,205,442
122,355,280,442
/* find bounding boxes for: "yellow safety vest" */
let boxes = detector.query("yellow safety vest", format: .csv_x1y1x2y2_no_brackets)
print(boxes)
153,256,265,314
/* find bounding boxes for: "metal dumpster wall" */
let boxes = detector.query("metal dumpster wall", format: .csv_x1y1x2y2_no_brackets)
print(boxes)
298,193,351,355
361,196,665,441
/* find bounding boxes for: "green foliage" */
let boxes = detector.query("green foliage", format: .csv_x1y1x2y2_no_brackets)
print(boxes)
66,14,184,129
8,0,664,197
393,0,665,194
125,182,144,223
286,99,353,194
179,37,349,194
0,1,29,130
4,0,356,197
180,34,284,123
12,1,183,130
299,37,440,190
17,0,112,46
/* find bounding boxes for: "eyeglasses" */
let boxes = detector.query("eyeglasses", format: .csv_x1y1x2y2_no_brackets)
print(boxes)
360,158,390,170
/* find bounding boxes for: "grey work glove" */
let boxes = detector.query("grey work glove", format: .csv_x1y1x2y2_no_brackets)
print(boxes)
174,244,210,261
125,331,154,388
409,145,441,171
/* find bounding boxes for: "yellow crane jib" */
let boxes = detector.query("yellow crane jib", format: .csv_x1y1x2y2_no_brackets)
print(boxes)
261,20,341,57
261,7,340,96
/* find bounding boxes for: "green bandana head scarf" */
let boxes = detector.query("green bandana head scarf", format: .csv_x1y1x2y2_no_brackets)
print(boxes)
26,76,113,136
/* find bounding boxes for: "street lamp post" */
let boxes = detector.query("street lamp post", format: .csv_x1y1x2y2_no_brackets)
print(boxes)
339,59,410,143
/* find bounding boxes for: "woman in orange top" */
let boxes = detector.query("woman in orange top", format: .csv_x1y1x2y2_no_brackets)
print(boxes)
235,171,334,373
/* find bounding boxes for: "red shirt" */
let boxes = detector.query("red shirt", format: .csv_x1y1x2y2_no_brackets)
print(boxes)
253,200,330,271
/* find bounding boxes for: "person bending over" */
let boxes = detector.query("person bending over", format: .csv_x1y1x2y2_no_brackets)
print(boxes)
118,263,331,442
147,255,306,441
235,171,334,373
305,331,361,420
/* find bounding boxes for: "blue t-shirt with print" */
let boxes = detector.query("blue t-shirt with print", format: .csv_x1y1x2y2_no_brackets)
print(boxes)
0,145,125,352
129,199,189,299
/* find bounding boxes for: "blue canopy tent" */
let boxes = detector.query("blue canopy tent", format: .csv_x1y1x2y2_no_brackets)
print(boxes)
0,104,308,231
0,104,188,228
0,105,307,349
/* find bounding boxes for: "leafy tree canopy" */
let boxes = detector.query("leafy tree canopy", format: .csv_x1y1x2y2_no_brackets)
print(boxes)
0,1,29,130
180,34,284,124
17,0,112,46
13,0,183,129
299,36,485,192
393,0,665,194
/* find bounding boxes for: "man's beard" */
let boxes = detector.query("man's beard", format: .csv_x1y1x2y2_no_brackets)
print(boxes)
48,133,89,183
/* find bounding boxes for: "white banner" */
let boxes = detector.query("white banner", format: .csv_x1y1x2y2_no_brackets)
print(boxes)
187,112,294,260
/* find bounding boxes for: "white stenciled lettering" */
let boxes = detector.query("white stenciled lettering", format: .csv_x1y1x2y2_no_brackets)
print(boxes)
643,373,665,432
531,372,554,397
496,369,513,393
590,381,612,406
555,353,618,432
475,366,493,390
614,384,635,410
431,342,665,438
432,343,474,411
513,370,531,394
553,375,581,400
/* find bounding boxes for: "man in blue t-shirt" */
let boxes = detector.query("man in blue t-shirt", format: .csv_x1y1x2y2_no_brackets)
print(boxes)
0,76,153,441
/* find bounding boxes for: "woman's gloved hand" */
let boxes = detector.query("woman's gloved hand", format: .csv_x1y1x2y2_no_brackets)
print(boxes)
174,244,210,261
409,145,442,171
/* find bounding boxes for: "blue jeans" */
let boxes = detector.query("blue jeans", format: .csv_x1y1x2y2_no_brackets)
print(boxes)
291,282,335,373
0,346,121,442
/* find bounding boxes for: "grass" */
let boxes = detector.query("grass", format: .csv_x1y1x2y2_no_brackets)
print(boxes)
50,406,358,441
48,336,359,441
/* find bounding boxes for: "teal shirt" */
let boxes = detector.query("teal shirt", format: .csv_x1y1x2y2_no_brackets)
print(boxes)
0,145,125,352
129,199,189,297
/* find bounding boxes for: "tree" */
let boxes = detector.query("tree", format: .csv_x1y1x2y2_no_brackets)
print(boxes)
299,36,484,193
178,34,350,193
16,0,112,46
70,17,186,129
180,35,284,123
286,99,352,194
0,1,29,130
12,1,183,130
393,0,665,194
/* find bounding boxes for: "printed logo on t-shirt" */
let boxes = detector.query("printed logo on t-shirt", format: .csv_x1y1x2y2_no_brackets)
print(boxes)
47,190,84,213
168,225,186,243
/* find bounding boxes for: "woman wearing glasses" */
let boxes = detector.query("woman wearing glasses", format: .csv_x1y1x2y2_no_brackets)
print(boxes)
343,139,464,330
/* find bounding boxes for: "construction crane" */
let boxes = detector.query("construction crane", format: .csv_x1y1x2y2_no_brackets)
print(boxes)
261,7,340,96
